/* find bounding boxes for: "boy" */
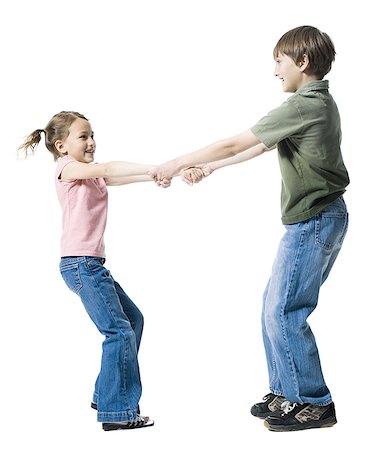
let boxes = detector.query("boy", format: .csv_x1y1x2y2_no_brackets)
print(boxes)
151,25,349,431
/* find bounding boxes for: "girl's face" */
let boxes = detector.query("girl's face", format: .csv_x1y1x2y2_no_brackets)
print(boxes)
274,52,304,93
59,118,96,163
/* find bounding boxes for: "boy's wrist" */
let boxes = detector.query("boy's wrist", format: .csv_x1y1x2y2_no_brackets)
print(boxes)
170,158,184,177
207,161,219,172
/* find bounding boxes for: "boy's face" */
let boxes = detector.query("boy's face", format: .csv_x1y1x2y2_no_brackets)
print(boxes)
274,52,304,93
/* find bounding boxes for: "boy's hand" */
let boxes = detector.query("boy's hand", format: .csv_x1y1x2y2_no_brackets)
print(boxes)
181,167,204,185
181,164,213,185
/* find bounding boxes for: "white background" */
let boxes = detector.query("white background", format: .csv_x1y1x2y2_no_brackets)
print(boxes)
1,0,378,448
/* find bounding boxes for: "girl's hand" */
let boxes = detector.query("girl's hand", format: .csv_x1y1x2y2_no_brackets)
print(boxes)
157,177,172,188
149,162,176,185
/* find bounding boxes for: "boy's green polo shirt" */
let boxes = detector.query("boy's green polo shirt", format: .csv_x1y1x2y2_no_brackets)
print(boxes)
251,80,349,225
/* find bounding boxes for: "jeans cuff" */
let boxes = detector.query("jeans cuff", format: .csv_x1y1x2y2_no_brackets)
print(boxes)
97,409,138,423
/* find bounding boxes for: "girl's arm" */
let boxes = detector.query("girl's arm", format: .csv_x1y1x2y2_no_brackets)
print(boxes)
60,160,155,182
182,143,275,185
106,174,170,186
150,129,262,182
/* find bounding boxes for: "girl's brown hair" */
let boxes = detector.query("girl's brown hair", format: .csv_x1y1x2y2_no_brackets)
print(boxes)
273,26,336,79
19,111,88,161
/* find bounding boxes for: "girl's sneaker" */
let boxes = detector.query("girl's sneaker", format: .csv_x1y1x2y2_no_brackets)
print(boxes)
250,393,286,418
102,415,154,431
264,400,337,431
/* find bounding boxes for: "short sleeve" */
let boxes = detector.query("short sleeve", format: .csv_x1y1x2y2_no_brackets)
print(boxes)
251,99,304,148
56,155,76,182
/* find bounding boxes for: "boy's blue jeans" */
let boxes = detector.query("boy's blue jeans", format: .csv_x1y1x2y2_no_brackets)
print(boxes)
59,256,143,422
262,196,348,406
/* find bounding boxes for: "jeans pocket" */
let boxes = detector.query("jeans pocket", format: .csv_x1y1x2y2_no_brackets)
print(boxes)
86,257,110,278
60,263,83,294
315,212,348,250
86,258,105,269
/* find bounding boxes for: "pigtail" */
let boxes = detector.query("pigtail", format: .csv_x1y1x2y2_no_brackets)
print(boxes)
18,129,45,158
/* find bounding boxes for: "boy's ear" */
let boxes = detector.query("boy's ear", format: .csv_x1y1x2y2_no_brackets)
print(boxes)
299,54,310,72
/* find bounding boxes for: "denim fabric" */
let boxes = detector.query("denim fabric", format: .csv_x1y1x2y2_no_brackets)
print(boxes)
262,196,348,406
59,256,143,422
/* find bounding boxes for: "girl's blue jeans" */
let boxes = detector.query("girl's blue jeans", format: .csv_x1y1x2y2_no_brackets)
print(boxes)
59,256,143,422
262,196,348,406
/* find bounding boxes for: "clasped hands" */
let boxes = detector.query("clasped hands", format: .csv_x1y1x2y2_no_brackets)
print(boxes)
149,164,213,188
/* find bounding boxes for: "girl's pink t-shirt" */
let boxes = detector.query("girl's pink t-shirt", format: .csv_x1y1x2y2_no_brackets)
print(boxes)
55,156,108,257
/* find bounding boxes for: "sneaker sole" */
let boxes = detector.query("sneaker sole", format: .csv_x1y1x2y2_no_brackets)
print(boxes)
102,420,154,431
264,418,337,432
251,410,273,419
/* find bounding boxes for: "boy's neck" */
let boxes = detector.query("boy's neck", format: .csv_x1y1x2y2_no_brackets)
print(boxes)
297,74,321,90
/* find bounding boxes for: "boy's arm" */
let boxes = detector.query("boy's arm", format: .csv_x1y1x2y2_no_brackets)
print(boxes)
208,142,274,171
150,129,262,182
182,143,274,184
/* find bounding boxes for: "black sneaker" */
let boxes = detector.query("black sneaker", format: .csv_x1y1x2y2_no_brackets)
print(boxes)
264,400,337,431
250,393,286,418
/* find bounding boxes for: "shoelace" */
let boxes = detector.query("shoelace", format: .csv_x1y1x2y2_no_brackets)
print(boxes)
281,400,298,414
133,415,146,424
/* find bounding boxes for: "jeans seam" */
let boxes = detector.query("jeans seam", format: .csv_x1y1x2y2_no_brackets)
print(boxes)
85,262,129,402
60,263,83,294
339,212,349,244
280,227,306,401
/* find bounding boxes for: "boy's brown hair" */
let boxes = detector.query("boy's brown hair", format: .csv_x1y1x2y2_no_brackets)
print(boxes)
273,25,336,79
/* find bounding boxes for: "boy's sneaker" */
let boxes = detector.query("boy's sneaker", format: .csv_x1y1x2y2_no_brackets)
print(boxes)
250,393,286,418
264,400,337,431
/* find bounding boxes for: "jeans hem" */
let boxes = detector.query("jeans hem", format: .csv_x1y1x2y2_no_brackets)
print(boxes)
270,389,332,406
270,388,285,397
298,396,333,406
97,409,138,422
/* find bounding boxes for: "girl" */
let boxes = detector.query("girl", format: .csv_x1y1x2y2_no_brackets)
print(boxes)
20,111,167,431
